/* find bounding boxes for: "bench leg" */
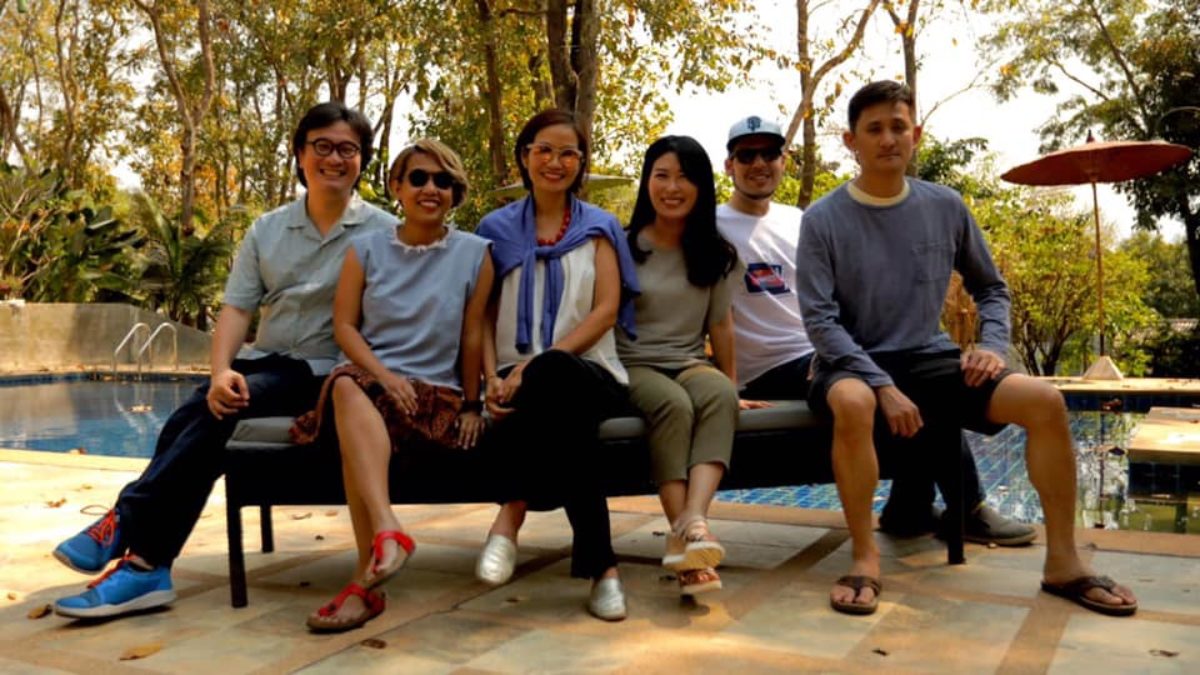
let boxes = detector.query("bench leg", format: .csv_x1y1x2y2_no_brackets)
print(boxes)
945,447,966,565
227,499,248,608
260,505,274,553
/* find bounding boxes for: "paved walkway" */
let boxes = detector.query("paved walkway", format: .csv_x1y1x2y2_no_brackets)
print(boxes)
0,450,1197,674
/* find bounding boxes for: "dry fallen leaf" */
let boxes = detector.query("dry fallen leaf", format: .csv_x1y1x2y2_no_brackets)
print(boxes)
1149,649,1179,658
119,643,163,661
314,534,325,541
324,510,338,517
291,512,313,521
6,592,17,601
361,638,387,649
298,581,311,588
27,604,51,619
872,648,890,657
45,498,66,508
80,484,93,491
67,447,87,455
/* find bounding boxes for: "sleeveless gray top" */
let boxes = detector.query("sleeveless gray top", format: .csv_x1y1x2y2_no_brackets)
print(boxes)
351,226,490,390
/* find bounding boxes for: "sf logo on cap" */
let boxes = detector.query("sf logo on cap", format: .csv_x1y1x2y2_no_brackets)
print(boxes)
746,116,762,131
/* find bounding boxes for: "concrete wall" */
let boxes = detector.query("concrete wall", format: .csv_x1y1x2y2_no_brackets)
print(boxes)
0,302,210,372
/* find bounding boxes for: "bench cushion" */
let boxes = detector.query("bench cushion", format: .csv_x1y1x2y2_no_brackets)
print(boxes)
228,400,819,450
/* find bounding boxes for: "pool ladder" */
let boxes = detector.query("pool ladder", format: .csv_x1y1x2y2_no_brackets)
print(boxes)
112,322,179,378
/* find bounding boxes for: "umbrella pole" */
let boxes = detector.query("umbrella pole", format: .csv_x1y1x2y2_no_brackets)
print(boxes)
1091,181,1106,356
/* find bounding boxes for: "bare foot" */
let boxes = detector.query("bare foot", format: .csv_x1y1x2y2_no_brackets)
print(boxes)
831,555,881,609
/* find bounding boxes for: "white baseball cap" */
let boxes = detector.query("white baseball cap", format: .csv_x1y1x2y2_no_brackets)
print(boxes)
726,116,785,150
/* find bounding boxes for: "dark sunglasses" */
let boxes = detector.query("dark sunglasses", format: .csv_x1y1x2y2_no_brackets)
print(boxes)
407,169,456,190
732,147,783,164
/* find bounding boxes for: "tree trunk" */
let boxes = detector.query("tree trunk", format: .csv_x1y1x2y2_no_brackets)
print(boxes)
1183,205,1200,299
785,0,881,208
571,0,599,143
52,0,79,186
887,0,920,176
476,0,509,185
546,0,575,111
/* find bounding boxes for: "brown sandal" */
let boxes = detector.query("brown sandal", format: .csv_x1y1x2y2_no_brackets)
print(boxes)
830,575,881,616
1041,575,1137,617
678,567,722,595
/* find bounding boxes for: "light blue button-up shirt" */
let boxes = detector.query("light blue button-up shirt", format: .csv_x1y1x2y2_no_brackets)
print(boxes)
223,195,398,375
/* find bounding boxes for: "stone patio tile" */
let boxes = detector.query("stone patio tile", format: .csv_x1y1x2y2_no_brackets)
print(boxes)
35,610,214,666
857,593,1028,672
462,627,649,673
0,657,75,674
326,612,531,667
1050,615,1199,674
1088,550,1200,616
256,548,479,603
721,583,896,660
299,649,456,675
910,546,1044,599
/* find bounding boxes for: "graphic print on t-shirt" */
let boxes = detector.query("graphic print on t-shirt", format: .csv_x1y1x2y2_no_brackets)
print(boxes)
743,262,790,295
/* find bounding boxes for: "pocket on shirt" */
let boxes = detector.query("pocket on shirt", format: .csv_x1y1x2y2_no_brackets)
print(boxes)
912,241,952,283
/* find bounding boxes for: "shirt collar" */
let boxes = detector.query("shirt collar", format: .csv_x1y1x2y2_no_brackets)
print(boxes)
286,194,372,230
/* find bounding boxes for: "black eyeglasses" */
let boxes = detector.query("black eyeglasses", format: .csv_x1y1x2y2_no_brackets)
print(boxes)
732,147,783,164
407,169,456,190
307,138,361,159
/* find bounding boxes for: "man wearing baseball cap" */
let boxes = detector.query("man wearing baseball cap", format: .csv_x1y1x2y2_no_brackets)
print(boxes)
716,114,1034,548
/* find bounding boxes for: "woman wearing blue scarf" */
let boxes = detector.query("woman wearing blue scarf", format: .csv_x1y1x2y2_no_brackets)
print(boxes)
474,110,640,621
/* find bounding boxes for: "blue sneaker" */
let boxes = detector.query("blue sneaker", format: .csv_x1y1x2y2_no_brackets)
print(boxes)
54,557,175,619
54,508,124,573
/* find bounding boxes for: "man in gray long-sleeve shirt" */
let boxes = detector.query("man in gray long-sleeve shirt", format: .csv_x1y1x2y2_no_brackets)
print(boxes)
796,81,1137,618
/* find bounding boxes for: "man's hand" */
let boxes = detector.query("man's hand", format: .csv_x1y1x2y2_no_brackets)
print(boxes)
207,369,250,420
379,372,418,416
498,361,526,405
961,348,1005,387
876,385,923,438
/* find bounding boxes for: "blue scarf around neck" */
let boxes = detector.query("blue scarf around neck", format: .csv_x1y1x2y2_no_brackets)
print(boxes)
476,195,639,354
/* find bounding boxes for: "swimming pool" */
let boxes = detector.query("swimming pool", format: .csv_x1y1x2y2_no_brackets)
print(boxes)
2,377,1195,533
0,375,202,458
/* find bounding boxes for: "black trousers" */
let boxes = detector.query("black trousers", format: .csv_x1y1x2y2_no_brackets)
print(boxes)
487,350,629,579
117,355,323,567
742,352,988,514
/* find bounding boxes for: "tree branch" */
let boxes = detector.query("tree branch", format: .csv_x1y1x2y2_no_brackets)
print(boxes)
1079,0,1151,134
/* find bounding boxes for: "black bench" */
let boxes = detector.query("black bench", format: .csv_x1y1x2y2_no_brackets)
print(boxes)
223,400,966,607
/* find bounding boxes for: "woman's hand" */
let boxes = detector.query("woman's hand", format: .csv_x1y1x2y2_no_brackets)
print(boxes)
380,372,418,416
485,374,515,421
498,361,527,405
457,411,486,449
739,399,773,410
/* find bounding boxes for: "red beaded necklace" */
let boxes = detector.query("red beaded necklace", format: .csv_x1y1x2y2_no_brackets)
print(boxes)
536,208,572,246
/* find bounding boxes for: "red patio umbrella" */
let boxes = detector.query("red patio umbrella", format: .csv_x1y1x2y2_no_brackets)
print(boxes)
1001,133,1192,380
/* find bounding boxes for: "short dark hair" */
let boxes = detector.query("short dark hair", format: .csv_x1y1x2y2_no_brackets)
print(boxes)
514,109,589,194
387,138,470,207
847,81,916,132
627,135,737,288
292,101,374,188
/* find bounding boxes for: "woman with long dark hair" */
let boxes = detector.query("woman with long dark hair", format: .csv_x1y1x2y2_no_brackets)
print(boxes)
619,135,740,596
473,110,640,621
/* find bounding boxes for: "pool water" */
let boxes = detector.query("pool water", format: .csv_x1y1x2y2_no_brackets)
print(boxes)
0,378,201,458
2,379,1196,533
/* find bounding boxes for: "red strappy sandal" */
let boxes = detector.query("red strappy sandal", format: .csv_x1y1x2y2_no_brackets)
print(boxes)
306,582,386,633
366,530,416,589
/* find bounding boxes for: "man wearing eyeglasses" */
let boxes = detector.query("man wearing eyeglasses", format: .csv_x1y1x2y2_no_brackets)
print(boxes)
51,102,397,620
715,115,1033,550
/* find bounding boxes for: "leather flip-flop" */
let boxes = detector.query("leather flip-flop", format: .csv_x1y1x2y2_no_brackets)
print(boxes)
306,583,386,633
1041,575,1137,617
830,575,882,615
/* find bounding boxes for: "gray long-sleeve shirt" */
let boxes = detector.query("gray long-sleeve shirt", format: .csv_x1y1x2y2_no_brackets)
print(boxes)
794,179,1011,387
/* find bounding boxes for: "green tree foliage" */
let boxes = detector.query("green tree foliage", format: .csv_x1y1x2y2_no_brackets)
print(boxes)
983,0,1200,301
1119,231,1200,319
0,165,142,302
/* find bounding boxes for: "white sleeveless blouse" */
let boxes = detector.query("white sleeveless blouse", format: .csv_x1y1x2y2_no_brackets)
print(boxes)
495,241,628,385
